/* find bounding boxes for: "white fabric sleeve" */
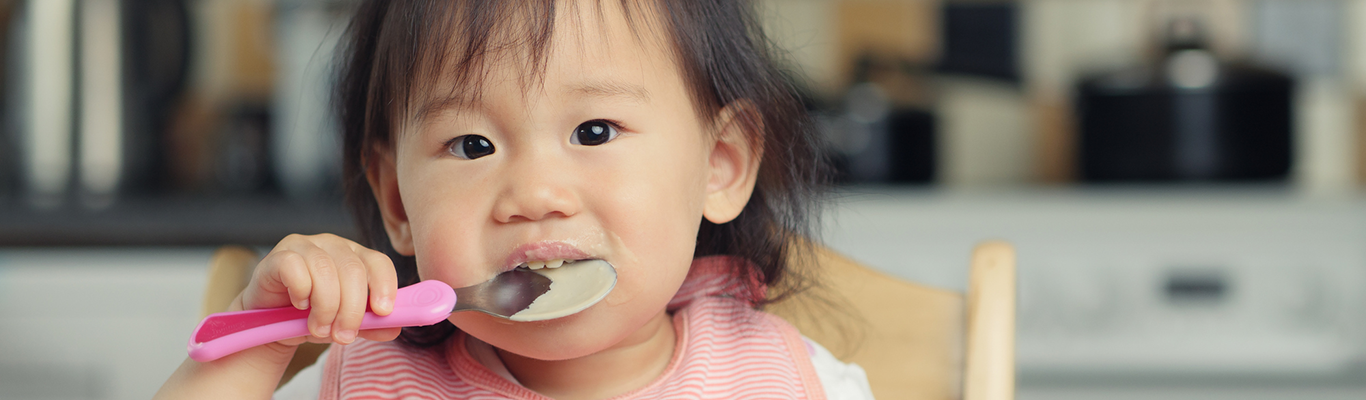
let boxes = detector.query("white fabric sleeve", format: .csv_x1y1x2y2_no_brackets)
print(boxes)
806,337,876,400
272,348,327,400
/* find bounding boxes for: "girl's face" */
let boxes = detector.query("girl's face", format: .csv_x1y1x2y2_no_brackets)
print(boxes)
369,2,757,360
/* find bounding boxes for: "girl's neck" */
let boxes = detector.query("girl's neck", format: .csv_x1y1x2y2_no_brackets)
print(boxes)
496,310,677,400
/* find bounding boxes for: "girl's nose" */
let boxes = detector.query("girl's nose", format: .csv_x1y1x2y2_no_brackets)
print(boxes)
491,155,582,223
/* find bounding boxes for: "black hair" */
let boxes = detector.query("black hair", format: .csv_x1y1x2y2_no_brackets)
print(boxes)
335,0,830,347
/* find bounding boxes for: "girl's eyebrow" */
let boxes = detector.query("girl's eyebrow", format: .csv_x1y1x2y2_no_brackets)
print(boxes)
568,81,651,104
414,81,651,123
414,94,474,123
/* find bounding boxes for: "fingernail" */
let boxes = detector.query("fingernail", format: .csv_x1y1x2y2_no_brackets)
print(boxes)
375,297,392,314
315,324,331,338
297,299,309,310
336,330,356,344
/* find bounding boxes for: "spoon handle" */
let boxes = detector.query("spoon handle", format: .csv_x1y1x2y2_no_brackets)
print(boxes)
187,280,456,362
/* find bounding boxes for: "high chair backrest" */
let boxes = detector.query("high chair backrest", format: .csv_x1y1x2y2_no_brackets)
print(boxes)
200,242,1016,398
766,242,1016,400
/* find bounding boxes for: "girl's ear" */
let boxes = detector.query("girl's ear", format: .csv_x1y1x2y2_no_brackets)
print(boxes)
703,100,763,224
366,148,416,256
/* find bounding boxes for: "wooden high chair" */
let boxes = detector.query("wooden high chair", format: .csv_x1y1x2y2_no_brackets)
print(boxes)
201,242,1016,399
767,242,1016,400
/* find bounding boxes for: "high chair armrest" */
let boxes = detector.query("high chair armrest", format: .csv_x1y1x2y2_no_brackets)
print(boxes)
964,241,1016,400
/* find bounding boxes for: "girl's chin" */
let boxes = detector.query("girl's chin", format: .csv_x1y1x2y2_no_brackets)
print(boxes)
498,338,613,361
452,313,622,360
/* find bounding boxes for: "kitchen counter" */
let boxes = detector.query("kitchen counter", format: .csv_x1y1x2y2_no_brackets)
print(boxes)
0,196,356,246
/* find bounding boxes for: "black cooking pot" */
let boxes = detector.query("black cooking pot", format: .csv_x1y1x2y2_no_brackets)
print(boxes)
1076,22,1293,182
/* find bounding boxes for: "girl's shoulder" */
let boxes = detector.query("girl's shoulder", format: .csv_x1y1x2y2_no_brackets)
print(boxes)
673,297,874,399
660,295,823,396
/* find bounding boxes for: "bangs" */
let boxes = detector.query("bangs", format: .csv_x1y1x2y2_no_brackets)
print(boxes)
367,1,672,136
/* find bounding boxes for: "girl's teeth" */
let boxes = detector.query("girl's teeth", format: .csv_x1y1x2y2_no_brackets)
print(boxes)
513,258,573,267
520,259,572,270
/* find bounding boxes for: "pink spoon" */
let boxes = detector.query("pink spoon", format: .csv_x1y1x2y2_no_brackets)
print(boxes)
188,262,616,362
188,261,616,362
187,279,467,362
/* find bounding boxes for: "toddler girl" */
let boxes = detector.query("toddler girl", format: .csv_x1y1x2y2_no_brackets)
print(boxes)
158,0,872,398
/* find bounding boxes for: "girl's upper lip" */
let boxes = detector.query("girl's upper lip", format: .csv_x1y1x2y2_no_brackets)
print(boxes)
503,241,591,270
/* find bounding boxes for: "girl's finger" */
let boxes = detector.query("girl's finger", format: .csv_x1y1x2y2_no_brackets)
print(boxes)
241,249,305,311
303,335,335,344
362,250,398,316
276,336,309,346
358,327,402,342
327,247,370,345
276,251,314,310
299,242,340,339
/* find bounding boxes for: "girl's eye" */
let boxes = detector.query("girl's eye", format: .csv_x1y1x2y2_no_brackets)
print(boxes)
447,135,495,159
571,120,620,146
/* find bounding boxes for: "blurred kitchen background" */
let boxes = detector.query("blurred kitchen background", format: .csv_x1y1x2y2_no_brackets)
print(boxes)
2,0,1365,399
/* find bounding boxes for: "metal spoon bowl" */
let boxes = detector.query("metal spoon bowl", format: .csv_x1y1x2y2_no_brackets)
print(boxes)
454,259,617,320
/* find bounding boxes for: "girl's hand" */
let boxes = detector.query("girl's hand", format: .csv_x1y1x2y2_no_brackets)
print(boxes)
236,233,402,346
156,234,398,399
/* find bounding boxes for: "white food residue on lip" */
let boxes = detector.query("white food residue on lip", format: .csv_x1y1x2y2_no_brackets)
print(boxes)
510,259,617,321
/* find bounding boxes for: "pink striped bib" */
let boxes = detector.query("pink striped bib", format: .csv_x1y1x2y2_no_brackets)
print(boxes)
319,256,825,399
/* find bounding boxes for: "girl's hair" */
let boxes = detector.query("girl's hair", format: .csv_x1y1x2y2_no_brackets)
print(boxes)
335,0,830,347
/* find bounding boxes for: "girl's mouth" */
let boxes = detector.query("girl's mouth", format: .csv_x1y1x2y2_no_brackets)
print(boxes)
503,240,593,271
517,258,588,270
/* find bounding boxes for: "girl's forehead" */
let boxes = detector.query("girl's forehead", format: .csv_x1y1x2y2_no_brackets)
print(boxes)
408,0,682,122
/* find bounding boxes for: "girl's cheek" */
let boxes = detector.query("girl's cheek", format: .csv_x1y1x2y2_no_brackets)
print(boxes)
601,213,694,308
413,213,490,287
